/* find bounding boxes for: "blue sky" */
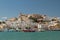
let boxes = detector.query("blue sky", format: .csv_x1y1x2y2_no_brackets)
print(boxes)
0,0,60,19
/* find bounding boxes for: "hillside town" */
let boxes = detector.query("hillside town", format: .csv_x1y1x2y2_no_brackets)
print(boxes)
0,13,60,32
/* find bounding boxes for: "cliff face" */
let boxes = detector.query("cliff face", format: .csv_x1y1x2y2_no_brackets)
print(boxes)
0,14,60,32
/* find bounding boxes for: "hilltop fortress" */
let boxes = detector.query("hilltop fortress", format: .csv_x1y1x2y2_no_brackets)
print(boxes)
0,13,60,32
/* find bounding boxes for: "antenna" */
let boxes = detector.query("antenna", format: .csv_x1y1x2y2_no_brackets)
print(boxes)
18,12,23,17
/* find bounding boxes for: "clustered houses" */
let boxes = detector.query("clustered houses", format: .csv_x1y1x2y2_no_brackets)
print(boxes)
0,14,60,32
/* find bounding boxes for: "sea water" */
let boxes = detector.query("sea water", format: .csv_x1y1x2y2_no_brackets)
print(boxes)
0,31,60,40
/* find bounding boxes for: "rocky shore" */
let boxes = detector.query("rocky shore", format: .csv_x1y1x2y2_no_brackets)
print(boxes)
0,13,60,32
